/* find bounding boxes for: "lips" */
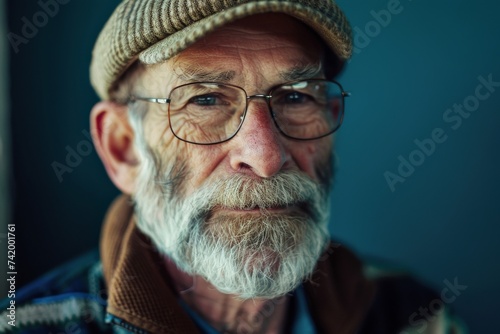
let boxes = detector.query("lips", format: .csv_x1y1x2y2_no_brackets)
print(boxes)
208,202,313,220
240,206,259,211
240,204,290,211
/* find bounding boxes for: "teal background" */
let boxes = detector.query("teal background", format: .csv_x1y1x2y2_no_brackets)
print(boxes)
6,0,499,332
333,0,500,332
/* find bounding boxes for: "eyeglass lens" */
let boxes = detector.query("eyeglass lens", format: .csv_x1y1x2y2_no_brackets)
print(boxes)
168,80,344,144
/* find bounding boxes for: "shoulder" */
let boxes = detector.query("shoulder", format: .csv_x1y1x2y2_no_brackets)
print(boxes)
0,249,112,333
360,259,468,334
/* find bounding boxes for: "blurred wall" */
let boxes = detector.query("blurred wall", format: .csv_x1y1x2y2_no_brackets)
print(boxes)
7,0,500,332
8,0,120,290
0,0,8,297
333,0,500,332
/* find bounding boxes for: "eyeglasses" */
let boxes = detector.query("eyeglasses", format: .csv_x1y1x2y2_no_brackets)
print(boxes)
129,79,349,145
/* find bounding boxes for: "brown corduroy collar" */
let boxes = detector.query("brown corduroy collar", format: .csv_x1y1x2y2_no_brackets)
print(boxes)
99,195,377,333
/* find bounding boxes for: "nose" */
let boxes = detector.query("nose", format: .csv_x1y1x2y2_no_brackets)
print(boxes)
227,99,289,178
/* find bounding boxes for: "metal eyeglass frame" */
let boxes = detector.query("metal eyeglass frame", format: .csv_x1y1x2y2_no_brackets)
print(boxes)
129,79,351,145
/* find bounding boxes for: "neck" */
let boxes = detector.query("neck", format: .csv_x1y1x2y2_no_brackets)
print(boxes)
164,257,291,334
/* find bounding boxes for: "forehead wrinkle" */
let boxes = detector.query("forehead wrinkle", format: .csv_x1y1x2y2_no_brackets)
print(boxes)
280,63,324,82
174,64,236,83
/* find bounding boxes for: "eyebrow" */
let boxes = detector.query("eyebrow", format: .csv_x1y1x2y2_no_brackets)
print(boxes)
175,63,323,83
279,64,324,82
176,66,236,83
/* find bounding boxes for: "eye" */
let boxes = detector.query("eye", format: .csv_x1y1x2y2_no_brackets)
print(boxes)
274,91,316,107
283,91,310,104
189,94,227,106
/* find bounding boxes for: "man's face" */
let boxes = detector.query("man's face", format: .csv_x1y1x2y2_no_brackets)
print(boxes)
130,14,336,299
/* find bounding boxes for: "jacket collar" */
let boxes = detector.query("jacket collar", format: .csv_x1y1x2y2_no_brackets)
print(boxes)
100,195,200,333
100,195,376,333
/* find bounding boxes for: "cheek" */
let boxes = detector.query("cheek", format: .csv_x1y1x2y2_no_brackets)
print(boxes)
181,147,226,195
144,108,172,146
290,138,333,181
145,116,226,196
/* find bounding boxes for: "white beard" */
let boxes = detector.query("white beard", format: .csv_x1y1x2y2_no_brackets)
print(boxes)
131,135,331,299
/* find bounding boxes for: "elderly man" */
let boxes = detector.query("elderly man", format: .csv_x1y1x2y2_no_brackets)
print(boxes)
1,0,465,333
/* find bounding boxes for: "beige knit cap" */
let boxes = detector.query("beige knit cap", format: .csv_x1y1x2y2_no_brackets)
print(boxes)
90,0,353,100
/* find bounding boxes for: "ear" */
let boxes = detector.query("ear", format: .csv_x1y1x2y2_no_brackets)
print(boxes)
90,101,139,194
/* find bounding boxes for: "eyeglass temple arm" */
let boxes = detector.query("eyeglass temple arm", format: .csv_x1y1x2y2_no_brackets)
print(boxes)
342,91,351,97
129,97,171,104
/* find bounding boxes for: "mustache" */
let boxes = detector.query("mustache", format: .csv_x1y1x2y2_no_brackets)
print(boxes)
185,170,329,222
